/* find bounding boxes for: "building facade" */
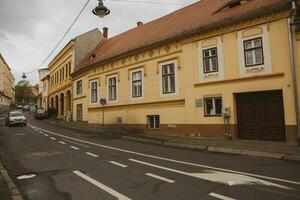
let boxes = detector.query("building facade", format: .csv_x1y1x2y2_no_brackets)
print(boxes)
72,0,300,143
48,28,104,120
0,54,15,113
37,68,49,108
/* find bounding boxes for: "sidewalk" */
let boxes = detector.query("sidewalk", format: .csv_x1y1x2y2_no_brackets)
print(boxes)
44,118,300,162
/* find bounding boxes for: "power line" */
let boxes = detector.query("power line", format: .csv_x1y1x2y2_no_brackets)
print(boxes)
25,0,189,75
26,0,91,74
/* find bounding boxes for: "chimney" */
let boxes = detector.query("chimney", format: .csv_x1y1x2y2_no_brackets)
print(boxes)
137,21,143,27
103,27,108,39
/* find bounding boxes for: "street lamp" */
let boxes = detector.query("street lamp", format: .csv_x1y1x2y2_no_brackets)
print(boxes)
22,73,27,79
93,0,110,18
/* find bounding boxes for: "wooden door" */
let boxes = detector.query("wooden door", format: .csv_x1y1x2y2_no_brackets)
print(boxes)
236,90,286,141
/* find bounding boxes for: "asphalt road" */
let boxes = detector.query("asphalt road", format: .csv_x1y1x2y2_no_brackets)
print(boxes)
0,114,300,200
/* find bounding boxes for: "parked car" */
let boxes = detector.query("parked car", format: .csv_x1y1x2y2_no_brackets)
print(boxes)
16,104,23,109
34,109,47,120
6,111,27,126
22,105,30,111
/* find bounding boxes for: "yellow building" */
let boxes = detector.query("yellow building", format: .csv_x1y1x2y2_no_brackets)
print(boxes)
0,53,15,112
72,0,300,143
48,28,104,120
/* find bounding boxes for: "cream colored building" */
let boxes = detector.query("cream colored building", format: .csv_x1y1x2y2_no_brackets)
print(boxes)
0,54,15,112
48,28,104,120
37,68,49,108
72,0,300,143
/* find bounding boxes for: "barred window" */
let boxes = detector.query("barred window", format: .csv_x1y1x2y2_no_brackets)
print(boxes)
76,104,83,121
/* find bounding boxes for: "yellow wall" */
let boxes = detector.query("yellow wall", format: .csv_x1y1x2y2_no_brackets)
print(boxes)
72,13,299,142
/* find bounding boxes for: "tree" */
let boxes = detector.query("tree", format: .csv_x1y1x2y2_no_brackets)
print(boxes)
15,80,35,104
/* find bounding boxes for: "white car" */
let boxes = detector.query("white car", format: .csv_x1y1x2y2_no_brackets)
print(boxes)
6,111,27,126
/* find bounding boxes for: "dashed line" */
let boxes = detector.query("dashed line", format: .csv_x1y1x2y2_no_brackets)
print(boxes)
70,146,80,150
209,193,236,200
50,137,56,140
146,173,175,183
86,152,99,158
109,161,128,168
59,141,66,145
63,139,90,148
73,170,131,200
44,134,49,137
39,131,44,134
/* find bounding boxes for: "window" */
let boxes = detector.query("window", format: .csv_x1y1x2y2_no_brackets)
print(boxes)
162,63,175,94
108,76,117,101
76,80,82,95
243,37,264,67
204,97,222,116
90,81,98,103
203,47,218,73
76,104,83,121
68,62,71,76
147,115,160,129
132,71,143,98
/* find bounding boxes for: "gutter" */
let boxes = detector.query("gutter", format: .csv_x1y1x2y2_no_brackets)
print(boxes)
72,0,290,77
288,0,300,141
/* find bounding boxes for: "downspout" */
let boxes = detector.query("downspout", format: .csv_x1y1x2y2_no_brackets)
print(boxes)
288,0,300,142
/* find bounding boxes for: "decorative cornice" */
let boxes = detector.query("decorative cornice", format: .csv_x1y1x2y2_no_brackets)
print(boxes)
88,99,185,111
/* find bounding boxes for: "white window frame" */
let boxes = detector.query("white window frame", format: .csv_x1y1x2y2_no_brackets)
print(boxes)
204,97,222,117
237,25,272,77
130,68,144,100
159,60,179,97
147,115,160,129
76,80,82,95
198,37,224,82
106,74,118,103
89,80,99,104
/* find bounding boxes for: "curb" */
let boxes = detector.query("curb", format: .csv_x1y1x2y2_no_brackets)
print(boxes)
121,136,300,162
0,161,23,200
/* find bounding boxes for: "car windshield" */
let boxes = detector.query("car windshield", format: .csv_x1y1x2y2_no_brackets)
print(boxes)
10,112,23,117
37,109,45,113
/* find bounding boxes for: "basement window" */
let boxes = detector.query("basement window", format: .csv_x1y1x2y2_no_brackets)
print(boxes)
147,115,160,129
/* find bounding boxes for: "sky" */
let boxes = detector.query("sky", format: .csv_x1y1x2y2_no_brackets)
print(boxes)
0,0,198,85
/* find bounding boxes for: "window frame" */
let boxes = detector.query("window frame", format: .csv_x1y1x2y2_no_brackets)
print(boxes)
147,115,160,129
76,104,83,121
204,97,222,117
76,80,82,95
107,75,118,102
130,68,144,100
202,47,219,74
159,60,179,97
243,37,264,67
89,80,99,104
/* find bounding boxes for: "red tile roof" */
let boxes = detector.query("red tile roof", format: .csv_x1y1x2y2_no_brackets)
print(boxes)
74,0,290,75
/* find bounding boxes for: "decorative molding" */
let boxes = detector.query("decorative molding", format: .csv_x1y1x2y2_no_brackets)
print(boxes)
194,72,284,87
88,99,185,111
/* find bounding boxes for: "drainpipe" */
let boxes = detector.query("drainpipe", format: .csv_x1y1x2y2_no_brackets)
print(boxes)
288,0,300,142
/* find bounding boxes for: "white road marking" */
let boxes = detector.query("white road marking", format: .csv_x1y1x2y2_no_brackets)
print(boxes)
70,146,80,150
146,173,175,183
44,134,49,137
109,161,128,168
39,131,43,134
209,193,236,200
86,152,99,158
50,137,56,140
129,159,292,190
28,124,300,187
73,170,131,200
63,139,90,148
59,141,66,144
15,133,26,136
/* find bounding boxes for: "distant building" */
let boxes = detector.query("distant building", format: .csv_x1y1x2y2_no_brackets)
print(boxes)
37,68,49,108
41,74,49,110
0,54,15,113
71,0,300,143
48,28,104,120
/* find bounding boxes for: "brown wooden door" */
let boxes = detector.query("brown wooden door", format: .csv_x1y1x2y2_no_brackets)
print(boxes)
236,90,286,141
